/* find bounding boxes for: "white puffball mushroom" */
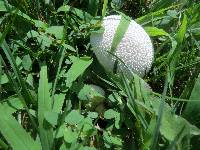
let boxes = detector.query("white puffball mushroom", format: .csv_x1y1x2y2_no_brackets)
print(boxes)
90,15,154,77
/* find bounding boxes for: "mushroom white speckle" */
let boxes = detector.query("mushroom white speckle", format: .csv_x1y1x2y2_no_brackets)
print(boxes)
90,15,154,78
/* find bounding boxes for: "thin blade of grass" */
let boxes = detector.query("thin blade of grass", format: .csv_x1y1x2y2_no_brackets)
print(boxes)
150,76,168,150
38,63,54,150
136,4,180,25
176,14,188,44
51,45,65,104
183,74,200,124
0,57,2,100
0,33,35,104
121,72,148,129
110,14,131,53
102,0,108,17
0,55,38,130
0,104,41,150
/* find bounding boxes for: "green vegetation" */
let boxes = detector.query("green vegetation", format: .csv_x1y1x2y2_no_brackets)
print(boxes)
0,0,200,149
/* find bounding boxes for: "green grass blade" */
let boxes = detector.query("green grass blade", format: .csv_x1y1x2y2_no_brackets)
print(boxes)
0,55,38,130
0,104,41,150
144,26,169,37
136,4,180,25
38,63,54,150
0,57,2,100
183,74,200,124
176,14,188,44
150,76,168,150
0,34,35,104
121,72,148,129
110,14,131,53
102,0,108,17
51,45,65,103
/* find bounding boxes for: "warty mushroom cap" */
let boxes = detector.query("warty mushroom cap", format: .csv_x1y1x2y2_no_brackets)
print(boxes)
90,15,154,78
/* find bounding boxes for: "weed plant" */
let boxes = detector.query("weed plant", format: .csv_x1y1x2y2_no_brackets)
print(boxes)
0,0,200,149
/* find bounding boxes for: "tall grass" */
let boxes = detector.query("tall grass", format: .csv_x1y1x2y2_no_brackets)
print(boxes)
0,0,200,149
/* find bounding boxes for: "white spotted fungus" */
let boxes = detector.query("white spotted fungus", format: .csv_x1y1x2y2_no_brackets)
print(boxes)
90,15,154,78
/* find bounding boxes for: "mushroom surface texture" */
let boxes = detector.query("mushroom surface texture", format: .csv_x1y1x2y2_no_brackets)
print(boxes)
90,15,154,77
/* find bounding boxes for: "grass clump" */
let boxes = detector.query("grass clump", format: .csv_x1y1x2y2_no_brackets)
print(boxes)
0,0,200,150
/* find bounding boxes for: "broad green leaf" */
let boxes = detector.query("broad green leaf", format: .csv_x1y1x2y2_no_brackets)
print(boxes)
103,132,122,147
183,74,200,124
1,96,23,114
37,34,52,49
38,64,53,150
63,44,76,52
111,14,131,53
0,104,41,150
151,98,200,142
104,109,120,129
27,30,40,38
52,94,65,113
79,146,96,150
16,56,22,67
87,112,98,119
78,84,105,103
45,26,64,39
167,10,178,18
63,127,78,143
44,111,59,127
65,110,84,125
77,117,94,134
0,1,7,12
88,0,99,16
22,54,32,71
104,109,118,119
65,57,92,88
0,73,9,84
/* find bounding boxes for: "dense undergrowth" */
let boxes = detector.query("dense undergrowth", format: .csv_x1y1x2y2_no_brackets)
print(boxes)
0,0,200,149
